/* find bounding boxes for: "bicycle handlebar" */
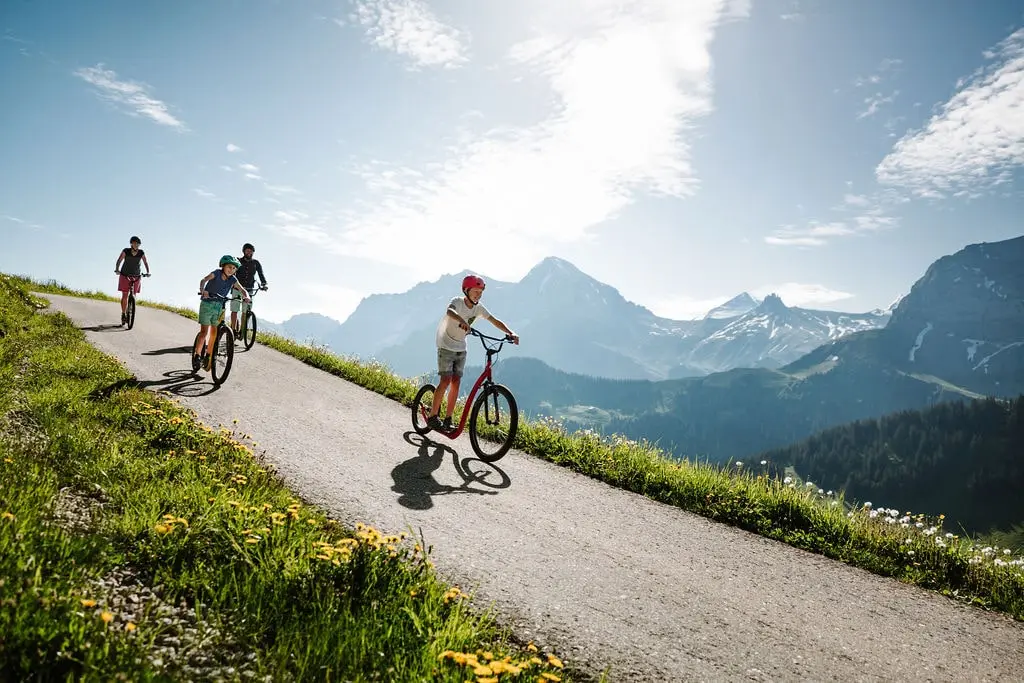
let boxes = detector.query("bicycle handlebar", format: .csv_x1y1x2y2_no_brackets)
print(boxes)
469,328,514,343
468,327,518,353
197,292,247,301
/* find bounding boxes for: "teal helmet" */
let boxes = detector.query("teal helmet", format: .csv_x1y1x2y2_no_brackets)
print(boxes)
219,254,242,268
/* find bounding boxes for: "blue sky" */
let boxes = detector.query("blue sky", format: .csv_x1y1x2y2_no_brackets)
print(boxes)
2,0,1022,323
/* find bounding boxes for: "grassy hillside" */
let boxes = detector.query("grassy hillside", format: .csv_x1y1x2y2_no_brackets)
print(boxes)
0,274,574,681
8,273,1024,624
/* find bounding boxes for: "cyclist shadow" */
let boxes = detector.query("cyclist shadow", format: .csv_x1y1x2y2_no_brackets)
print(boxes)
142,346,194,356
89,370,220,399
392,431,511,510
80,324,124,332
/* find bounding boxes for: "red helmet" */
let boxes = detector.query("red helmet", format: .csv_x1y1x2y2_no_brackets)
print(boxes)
462,274,486,292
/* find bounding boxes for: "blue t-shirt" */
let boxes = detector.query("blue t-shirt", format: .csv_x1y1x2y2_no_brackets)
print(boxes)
202,271,240,301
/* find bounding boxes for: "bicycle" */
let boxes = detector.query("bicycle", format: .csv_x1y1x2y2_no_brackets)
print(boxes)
191,293,242,385
234,284,268,351
116,272,150,330
411,328,520,462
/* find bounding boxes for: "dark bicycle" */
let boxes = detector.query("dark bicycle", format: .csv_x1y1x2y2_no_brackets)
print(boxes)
117,272,150,330
192,293,241,385
235,284,268,351
411,329,519,462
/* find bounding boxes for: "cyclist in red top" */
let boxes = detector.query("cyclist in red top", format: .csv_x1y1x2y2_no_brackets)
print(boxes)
114,236,151,325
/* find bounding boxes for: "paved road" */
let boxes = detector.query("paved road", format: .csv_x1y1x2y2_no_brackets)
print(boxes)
44,294,1024,682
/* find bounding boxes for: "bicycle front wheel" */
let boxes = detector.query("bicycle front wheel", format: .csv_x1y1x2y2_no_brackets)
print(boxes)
211,325,235,385
412,383,436,435
126,296,136,330
468,384,518,462
242,310,258,350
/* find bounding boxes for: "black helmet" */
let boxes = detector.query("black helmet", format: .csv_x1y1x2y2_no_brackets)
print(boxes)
242,243,255,252
130,235,141,244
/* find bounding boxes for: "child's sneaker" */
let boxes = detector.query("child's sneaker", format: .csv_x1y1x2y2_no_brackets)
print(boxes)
442,416,454,432
426,415,443,431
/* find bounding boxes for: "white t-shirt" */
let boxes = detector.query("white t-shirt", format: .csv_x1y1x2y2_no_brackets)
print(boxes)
436,296,491,351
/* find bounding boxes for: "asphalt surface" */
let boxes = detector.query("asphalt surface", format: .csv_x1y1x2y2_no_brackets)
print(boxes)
43,293,1024,682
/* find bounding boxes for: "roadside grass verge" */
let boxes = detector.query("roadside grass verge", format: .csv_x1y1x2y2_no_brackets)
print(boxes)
0,274,574,681
12,273,1024,622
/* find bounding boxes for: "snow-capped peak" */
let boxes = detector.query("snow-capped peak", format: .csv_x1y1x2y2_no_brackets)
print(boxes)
704,292,760,320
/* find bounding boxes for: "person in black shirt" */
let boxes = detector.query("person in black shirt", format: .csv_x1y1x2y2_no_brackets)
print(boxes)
114,235,151,324
230,242,268,332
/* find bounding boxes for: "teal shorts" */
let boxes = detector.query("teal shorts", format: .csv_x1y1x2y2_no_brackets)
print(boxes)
198,299,224,326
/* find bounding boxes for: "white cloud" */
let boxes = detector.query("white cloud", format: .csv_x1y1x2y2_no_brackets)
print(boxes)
751,283,854,307
192,188,217,199
283,0,739,280
854,58,902,88
765,222,854,247
226,143,243,153
349,0,468,69
264,183,301,196
649,294,732,320
857,90,898,119
770,188,905,247
876,28,1024,198
220,165,233,172
73,64,187,130
1,214,26,223
238,163,260,173
244,173,263,181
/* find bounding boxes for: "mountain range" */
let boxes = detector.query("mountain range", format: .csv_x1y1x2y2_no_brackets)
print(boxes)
462,235,1024,461
264,257,894,381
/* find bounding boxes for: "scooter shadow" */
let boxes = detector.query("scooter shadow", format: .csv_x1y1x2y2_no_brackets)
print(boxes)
391,431,512,510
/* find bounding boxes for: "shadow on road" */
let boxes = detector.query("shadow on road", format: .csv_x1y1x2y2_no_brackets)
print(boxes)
80,323,124,332
142,345,194,356
392,431,510,510
89,369,220,400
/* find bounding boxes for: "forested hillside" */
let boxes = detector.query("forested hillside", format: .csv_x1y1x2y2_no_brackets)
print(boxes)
760,396,1024,535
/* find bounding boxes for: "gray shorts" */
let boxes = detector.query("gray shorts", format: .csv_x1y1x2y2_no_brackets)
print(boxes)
437,348,467,378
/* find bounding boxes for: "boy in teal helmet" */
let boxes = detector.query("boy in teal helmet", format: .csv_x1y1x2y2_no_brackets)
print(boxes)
194,255,251,370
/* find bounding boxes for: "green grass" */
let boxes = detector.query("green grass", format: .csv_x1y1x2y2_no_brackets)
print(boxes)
10,273,1024,623
0,274,575,681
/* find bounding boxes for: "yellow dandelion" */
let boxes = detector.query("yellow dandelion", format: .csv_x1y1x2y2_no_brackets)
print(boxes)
1,511,14,521
245,537,260,544
207,497,216,503
80,598,97,608
526,643,538,653
3,457,14,463
546,654,564,669
153,523,171,534
125,622,137,632
100,611,114,623
477,678,499,683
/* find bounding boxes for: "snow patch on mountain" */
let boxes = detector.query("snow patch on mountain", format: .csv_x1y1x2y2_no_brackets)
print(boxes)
908,322,933,362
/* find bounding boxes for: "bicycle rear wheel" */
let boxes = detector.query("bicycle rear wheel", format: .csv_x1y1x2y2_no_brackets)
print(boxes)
210,325,235,385
468,384,518,462
412,383,436,435
126,296,136,330
242,310,257,350
191,331,206,375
